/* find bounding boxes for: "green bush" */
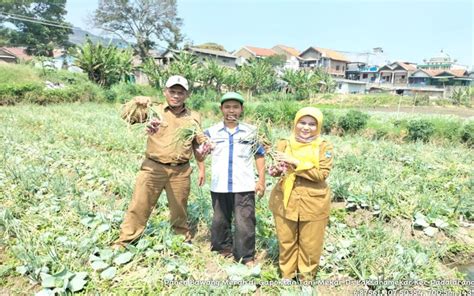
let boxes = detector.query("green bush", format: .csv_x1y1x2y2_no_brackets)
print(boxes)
293,89,310,101
413,95,430,106
393,119,408,128
407,119,435,142
105,82,160,103
0,80,106,105
321,109,337,134
250,101,300,125
23,83,106,105
0,83,43,105
431,118,463,141
338,110,369,133
187,94,207,111
451,87,472,107
279,101,301,124
374,126,391,140
258,91,294,102
461,121,474,147
252,103,281,123
209,102,222,116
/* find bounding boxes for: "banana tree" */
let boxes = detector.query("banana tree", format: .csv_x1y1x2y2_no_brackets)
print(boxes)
311,67,336,93
199,59,226,93
141,58,169,89
72,39,134,87
238,58,276,97
168,52,198,91
281,69,312,99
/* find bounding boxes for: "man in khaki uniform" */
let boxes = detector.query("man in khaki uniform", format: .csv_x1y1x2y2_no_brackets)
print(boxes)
114,75,206,247
268,107,334,280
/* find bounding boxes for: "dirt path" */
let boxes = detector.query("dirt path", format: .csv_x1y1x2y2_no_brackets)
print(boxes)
361,106,474,118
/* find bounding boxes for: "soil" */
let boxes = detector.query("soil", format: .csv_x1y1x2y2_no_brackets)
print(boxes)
344,209,374,227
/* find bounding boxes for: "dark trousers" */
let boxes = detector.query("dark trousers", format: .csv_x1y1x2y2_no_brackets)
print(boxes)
210,191,256,263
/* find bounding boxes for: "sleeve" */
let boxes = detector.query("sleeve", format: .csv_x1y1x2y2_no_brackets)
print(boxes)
276,139,288,152
192,113,208,145
294,141,334,182
255,144,265,156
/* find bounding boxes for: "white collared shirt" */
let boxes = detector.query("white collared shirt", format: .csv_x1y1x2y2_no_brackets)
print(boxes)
205,122,264,193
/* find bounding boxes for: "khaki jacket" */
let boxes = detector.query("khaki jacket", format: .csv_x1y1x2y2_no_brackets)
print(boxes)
269,140,334,221
124,102,202,164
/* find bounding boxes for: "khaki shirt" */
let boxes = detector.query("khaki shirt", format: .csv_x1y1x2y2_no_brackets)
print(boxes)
269,140,334,221
124,102,203,164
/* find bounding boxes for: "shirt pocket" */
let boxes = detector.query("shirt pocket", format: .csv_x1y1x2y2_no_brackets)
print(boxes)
235,141,253,158
212,140,226,155
306,187,328,198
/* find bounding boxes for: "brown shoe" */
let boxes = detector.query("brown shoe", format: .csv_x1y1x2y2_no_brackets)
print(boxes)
218,248,233,258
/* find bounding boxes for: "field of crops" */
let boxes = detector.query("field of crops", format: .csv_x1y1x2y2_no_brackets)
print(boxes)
1,103,473,295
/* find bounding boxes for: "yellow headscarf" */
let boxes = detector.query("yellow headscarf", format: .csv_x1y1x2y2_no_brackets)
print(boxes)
281,107,324,208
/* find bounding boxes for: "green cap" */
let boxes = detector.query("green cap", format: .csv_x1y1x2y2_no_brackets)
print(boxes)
220,92,244,104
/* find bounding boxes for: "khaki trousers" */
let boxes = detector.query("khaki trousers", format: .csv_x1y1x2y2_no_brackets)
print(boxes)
116,158,192,245
274,214,328,279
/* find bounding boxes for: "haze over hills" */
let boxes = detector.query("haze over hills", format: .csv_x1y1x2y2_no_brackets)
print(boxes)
69,27,128,47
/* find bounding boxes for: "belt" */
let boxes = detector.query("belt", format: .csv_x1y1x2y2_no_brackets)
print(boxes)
149,158,189,167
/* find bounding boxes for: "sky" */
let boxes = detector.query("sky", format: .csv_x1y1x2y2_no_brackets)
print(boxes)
65,0,473,68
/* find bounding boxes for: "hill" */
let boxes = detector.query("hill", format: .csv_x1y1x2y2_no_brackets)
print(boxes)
69,27,128,47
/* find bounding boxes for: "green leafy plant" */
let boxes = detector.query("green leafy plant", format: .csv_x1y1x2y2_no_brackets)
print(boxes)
461,121,474,147
407,119,435,142
451,87,472,107
72,39,134,87
321,109,337,134
338,110,369,133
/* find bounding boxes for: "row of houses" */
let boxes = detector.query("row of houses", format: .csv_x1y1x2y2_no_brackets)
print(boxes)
0,46,81,71
158,45,472,90
2,44,472,96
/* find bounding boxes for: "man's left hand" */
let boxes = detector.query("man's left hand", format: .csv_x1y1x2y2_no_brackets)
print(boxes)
196,142,213,157
198,169,205,187
255,181,265,198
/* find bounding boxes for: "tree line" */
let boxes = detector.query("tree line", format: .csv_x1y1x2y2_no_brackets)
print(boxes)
0,0,181,60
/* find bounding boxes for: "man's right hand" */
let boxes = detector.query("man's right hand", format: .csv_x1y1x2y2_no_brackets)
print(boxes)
146,118,161,135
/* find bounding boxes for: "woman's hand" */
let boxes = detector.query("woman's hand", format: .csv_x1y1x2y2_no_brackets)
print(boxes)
275,151,300,167
267,161,288,177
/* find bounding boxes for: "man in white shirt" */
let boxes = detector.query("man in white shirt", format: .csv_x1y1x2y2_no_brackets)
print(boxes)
202,92,265,266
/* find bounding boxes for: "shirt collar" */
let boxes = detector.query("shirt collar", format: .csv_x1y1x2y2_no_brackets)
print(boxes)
218,122,246,134
163,102,188,115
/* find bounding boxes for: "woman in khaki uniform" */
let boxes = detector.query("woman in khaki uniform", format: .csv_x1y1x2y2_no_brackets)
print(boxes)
268,107,333,280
